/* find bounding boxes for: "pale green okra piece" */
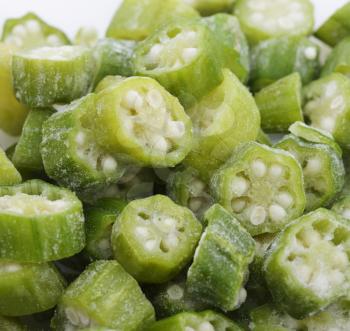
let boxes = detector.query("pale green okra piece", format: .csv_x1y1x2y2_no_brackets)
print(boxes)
184,0,236,16
0,147,21,186
256,129,272,146
74,26,99,47
0,315,27,331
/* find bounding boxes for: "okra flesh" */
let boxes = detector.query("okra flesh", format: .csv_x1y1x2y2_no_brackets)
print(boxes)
184,0,236,16
111,195,202,283
0,147,22,186
264,208,350,318
211,142,306,236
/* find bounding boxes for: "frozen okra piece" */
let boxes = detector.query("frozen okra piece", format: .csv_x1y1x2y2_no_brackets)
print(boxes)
187,204,255,311
264,208,350,318
94,76,193,167
303,73,350,148
1,12,70,50
211,142,306,235
184,0,235,16
74,26,99,47
106,0,199,41
0,179,85,262
0,261,66,316
12,45,96,108
0,316,27,331
234,0,314,44
111,195,202,283
184,69,260,179
0,147,21,186
255,73,303,133
51,261,155,330
133,20,223,107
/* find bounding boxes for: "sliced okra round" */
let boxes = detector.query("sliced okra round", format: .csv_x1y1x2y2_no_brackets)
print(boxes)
51,261,155,331
184,69,260,179
234,0,314,44
0,179,85,262
0,261,66,316
184,0,235,16
74,26,99,47
256,129,272,146
1,12,70,50
187,204,255,311
303,73,350,148
0,147,21,186
264,208,350,318
133,20,224,107
255,73,303,133
0,315,27,331
111,195,202,283
94,76,193,167
12,45,96,108
211,142,306,236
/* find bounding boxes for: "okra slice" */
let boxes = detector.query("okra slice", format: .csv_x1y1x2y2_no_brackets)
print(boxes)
75,26,99,47
255,73,303,133
256,129,272,146
184,69,260,179
234,0,314,44
106,0,199,41
211,142,306,235
0,179,85,262
41,94,125,192
12,45,96,108
111,195,202,283
250,36,320,92
51,260,155,330
264,208,350,318
1,12,70,50
184,0,235,16
94,76,193,167
133,20,223,107
202,14,249,83
0,147,21,186
187,204,255,311
0,261,66,316
303,73,350,148
0,316,27,331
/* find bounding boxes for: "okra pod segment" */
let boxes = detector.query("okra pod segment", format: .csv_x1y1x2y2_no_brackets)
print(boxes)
211,142,306,235
184,0,236,16
0,147,21,186
111,195,202,283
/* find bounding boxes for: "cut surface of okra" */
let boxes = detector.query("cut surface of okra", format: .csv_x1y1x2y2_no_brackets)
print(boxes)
0,147,22,186
111,195,202,283
211,142,306,236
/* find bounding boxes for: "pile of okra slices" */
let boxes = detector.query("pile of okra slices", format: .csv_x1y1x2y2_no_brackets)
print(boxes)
3,0,350,330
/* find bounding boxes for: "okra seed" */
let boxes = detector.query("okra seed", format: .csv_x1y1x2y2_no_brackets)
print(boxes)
250,206,267,225
146,89,164,108
123,90,143,110
25,20,41,34
182,48,198,63
230,176,249,196
319,116,335,132
135,226,150,238
198,321,215,331
148,44,164,62
342,209,350,220
163,217,177,228
251,159,267,177
325,82,338,97
165,120,185,138
164,234,179,249
269,164,284,178
296,264,312,283
232,198,247,213
304,157,322,175
150,135,169,152
101,156,117,172
269,204,287,222
276,191,294,208
304,47,317,60
65,308,80,326
191,179,206,196
237,287,247,305
166,284,184,300
46,34,62,46
2,263,22,273
331,96,345,109
13,24,27,38
145,239,158,251
333,250,348,269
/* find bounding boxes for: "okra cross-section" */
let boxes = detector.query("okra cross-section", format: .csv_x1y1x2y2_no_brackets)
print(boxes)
211,142,306,236
94,76,193,167
264,208,350,318
51,261,155,331
0,180,85,262
0,147,21,186
186,204,255,311
111,195,202,283
12,45,96,108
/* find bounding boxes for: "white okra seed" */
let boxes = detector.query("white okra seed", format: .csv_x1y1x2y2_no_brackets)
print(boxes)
65,308,80,326
182,48,198,63
165,120,185,138
269,204,286,222
123,90,143,110
250,206,267,225
146,89,164,108
167,284,184,300
232,198,246,213
25,20,41,34
251,159,267,177
269,164,284,178
231,176,249,196
13,24,26,37
47,34,62,46
148,44,163,61
135,226,149,238
198,322,215,331
276,191,294,208
319,116,335,132
102,156,117,172
150,135,169,152
331,96,345,109
304,158,322,175
304,47,317,60
75,132,86,145
297,264,312,284
189,197,203,212
145,239,157,250
333,250,348,269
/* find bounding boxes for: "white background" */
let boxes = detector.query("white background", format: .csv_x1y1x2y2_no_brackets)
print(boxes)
0,0,349,148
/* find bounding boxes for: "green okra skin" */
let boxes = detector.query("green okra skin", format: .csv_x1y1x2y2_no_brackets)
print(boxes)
234,0,314,45
184,69,260,180
321,36,350,78
211,142,306,236
1,12,70,50
332,196,350,221
315,2,350,47
106,0,199,41
74,26,99,47
250,36,320,92
0,179,85,262
12,45,96,108
133,19,224,108
185,0,236,16
186,204,255,311
94,75,126,93
255,73,303,133
264,208,350,319
111,195,202,283
0,147,22,186
256,129,272,146
0,315,27,331
202,14,250,83
0,261,66,317
51,260,155,330
303,73,350,148
94,76,193,167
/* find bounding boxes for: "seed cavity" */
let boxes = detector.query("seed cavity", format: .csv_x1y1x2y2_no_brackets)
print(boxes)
250,206,267,225
251,159,267,177
230,176,249,196
276,191,294,209
269,204,286,222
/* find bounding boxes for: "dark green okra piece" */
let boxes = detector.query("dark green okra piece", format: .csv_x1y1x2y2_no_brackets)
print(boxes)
184,69,260,180
0,147,21,185
211,142,306,235
234,0,314,44
250,36,320,92
0,179,85,262
0,315,27,331
256,129,272,146
106,0,199,41
185,0,235,16
13,45,96,108
0,261,66,317
51,260,155,330
187,204,255,311
264,208,350,319
255,73,303,133
111,195,202,283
